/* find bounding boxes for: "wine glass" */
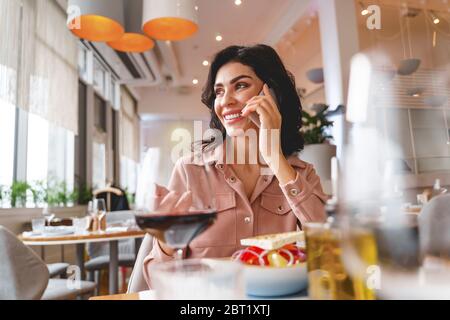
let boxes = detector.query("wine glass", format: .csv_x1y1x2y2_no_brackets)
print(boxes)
92,199,107,232
134,149,218,261
42,205,55,226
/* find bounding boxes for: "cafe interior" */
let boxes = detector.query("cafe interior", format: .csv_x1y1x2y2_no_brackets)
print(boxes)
0,0,449,301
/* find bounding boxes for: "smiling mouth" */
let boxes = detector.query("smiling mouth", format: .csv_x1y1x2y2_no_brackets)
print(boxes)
224,112,243,121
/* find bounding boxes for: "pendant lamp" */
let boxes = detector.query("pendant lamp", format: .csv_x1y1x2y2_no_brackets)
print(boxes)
142,0,199,41
107,0,154,53
67,0,124,42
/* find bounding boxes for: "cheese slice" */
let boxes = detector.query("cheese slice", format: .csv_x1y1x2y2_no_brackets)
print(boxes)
240,231,305,250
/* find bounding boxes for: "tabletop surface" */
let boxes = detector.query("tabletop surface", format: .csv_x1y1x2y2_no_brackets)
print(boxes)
89,290,309,301
20,229,146,245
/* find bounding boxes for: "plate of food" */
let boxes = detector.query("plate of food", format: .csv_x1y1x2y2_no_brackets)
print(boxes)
232,231,308,297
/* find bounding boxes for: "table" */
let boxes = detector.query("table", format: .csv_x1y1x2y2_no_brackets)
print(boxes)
90,290,309,300
21,229,145,295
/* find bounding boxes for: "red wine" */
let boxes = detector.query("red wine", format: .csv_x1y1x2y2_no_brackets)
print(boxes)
134,211,217,249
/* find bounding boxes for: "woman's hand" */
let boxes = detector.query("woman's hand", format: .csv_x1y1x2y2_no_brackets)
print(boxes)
241,84,282,167
241,84,296,184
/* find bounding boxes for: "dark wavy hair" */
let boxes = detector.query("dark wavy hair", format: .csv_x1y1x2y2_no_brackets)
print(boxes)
200,44,304,156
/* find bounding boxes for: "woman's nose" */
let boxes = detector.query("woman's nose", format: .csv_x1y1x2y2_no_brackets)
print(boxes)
221,90,236,107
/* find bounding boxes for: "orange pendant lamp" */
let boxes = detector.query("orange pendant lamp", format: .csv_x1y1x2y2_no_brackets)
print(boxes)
142,0,199,41
67,0,124,42
107,0,154,53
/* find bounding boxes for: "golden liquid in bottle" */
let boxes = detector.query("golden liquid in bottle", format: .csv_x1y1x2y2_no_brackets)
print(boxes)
305,225,378,300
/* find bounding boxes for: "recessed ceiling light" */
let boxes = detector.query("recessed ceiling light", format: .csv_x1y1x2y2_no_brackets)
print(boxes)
235,0,242,5
216,35,223,42
193,78,199,85
359,2,369,16
430,11,440,24
195,6,199,11
202,60,209,66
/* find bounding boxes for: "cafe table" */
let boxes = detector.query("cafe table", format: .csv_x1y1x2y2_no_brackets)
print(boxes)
21,229,146,295
90,290,309,300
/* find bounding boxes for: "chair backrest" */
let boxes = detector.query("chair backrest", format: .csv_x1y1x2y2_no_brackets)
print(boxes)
418,193,450,257
0,226,49,300
127,233,153,293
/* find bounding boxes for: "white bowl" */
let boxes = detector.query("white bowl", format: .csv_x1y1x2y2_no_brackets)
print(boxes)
243,262,308,297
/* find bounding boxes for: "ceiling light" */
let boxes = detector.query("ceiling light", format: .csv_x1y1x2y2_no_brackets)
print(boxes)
397,58,421,76
359,2,369,16
306,68,324,84
107,0,154,53
235,0,242,6
67,0,124,42
142,0,199,41
430,11,440,24
216,35,223,42
193,78,199,85
202,60,209,66
108,33,155,53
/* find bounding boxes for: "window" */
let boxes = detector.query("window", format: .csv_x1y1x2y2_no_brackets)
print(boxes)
94,94,107,132
0,99,16,186
92,142,106,189
93,57,106,97
0,0,77,208
120,156,138,194
26,113,75,190
27,113,49,183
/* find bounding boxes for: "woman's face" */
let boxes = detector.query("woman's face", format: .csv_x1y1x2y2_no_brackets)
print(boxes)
214,62,263,136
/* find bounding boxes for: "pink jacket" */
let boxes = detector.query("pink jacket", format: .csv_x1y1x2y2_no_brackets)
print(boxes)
143,152,328,288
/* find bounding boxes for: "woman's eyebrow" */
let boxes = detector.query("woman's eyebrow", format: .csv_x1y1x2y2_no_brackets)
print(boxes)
214,75,253,87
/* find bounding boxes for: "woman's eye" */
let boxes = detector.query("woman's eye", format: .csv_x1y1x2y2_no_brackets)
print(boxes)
236,83,248,90
215,88,224,96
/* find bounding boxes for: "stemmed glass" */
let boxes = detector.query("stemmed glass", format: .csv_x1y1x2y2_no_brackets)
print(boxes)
134,148,218,261
42,205,55,226
92,199,107,232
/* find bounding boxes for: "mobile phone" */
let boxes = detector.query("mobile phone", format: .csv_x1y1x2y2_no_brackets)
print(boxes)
247,87,278,128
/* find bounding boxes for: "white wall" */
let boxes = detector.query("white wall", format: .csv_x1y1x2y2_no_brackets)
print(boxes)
141,119,211,187
137,85,211,186
137,86,210,121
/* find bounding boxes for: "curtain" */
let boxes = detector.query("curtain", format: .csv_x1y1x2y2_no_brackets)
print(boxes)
0,0,21,106
120,87,140,162
19,0,79,134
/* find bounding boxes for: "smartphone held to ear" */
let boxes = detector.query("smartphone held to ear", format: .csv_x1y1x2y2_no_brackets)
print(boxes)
246,88,278,128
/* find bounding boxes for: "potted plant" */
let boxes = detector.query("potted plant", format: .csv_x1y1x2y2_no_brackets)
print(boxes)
300,104,337,195
10,181,30,208
0,185,4,207
29,180,47,208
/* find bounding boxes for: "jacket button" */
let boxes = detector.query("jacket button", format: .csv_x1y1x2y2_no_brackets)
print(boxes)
289,188,299,196
229,176,236,183
277,205,283,212
244,217,251,224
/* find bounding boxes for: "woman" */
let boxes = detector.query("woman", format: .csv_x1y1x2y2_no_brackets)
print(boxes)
142,44,328,287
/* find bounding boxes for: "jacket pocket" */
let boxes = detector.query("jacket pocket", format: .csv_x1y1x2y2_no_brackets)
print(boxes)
260,192,292,215
189,192,237,248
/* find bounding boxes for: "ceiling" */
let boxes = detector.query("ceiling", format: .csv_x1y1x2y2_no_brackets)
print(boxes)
129,0,310,92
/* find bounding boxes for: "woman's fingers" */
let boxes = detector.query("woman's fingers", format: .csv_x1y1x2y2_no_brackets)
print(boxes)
262,84,277,112
243,99,281,125
243,95,280,118
242,101,272,126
